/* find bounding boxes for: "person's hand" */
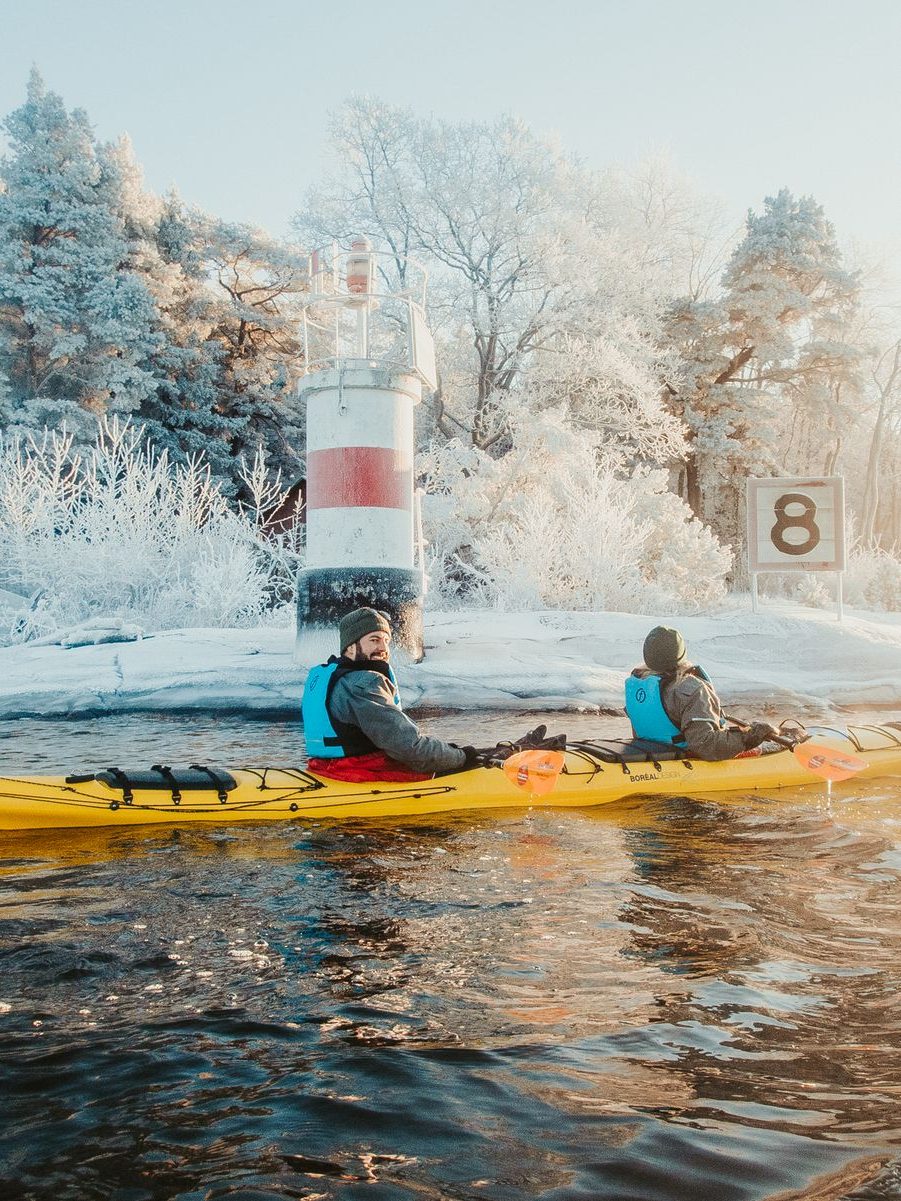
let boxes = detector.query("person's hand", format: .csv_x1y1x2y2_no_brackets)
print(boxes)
459,745,483,769
743,722,779,750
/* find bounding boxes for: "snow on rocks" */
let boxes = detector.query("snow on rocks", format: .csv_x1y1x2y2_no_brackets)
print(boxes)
0,603,897,720
28,616,145,648
0,628,299,718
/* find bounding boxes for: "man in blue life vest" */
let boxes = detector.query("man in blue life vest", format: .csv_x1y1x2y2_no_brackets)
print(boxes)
625,625,778,761
302,606,479,782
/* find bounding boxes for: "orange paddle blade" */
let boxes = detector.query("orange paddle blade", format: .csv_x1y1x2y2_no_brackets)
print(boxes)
793,741,868,782
503,749,566,796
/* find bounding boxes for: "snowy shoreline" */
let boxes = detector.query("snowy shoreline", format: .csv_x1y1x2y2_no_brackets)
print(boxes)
1,602,900,723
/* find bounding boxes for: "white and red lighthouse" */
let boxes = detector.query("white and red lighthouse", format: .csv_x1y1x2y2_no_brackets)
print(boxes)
295,242,436,662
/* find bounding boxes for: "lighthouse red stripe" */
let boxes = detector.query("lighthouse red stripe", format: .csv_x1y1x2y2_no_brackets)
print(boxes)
307,446,411,510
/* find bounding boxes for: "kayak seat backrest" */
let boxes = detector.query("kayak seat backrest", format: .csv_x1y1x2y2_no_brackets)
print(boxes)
66,766,238,793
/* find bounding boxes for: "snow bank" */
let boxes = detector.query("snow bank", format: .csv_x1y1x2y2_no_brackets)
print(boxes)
0,602,900,721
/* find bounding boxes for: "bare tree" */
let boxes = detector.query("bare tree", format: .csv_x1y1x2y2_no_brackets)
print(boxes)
298,102,578,447
861,339,901,545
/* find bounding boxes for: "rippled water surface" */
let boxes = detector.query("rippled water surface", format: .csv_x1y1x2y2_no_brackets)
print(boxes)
1,713,900,1201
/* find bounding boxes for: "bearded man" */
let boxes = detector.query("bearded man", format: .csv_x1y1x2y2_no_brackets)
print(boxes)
302,607,479,781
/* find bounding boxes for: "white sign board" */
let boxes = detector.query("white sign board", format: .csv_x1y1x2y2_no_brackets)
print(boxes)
408,303,438,392
747,477,845,572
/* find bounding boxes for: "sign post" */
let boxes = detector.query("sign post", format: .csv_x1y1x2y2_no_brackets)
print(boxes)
746,477,846,620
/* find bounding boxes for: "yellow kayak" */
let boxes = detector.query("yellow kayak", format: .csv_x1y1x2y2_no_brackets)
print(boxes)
0,724,899,831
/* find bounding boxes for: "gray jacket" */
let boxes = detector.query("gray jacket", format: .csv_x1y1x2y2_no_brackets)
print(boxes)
330,667,466,774
633,666,749,761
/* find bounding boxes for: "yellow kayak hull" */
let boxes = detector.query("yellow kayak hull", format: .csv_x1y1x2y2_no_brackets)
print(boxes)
0,725,899,831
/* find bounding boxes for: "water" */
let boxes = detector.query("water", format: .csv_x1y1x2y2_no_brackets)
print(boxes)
1,712,901,1200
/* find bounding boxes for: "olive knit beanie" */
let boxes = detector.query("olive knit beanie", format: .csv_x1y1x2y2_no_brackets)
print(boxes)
643,625,687,673
339,607,391,652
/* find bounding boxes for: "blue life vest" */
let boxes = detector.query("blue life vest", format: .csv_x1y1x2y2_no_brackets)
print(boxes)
625,673,686,747
302,656,402,758
625,666,725,748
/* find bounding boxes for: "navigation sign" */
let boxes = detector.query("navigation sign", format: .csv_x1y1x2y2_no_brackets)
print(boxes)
747,477,846,573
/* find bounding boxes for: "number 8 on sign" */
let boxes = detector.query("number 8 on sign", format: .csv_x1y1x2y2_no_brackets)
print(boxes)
747,476,845,574
771,492,820,556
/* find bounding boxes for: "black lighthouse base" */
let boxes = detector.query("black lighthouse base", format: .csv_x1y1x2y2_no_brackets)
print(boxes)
296,566,425,663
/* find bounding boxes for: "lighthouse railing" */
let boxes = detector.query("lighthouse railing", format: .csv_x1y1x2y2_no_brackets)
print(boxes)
299,246,437,391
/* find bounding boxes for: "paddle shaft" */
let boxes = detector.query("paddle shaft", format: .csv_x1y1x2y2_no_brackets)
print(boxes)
724,713,868,780
723,712,796,749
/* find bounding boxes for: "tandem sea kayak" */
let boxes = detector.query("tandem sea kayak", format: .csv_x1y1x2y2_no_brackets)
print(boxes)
0,724,900,831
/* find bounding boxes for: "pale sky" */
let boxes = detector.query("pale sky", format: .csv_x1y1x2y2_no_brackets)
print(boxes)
1,0,899,257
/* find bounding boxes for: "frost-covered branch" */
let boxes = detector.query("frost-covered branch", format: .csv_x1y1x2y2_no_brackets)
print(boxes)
0,419,302,642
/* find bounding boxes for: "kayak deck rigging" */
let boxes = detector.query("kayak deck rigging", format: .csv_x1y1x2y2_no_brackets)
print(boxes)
0,724,899,831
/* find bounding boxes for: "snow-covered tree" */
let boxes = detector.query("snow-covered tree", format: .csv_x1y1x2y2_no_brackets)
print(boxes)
0,75,310,496
137,198,308,490
0,419,300,640
133,193,249,486
298,103,737,460
665,189,862,548
419,407,731,612
300,101,685,449
197,214,307,476
520,331,686,466
0,70,160,436
859,338,901,545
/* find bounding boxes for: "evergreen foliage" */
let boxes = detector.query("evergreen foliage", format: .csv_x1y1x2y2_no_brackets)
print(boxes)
665,189,862,550
0,74,308,496
0,71,160,435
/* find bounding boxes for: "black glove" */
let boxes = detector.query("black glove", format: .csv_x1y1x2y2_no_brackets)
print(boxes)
485,733,568,761
743,722,777,750
458,745,482,769
484,742,515,761
516,724,547,747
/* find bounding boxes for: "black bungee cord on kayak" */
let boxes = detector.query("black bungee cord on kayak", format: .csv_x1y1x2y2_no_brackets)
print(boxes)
63,764,245,806
565,739,695,778
243,767,326,792
188,764,235,803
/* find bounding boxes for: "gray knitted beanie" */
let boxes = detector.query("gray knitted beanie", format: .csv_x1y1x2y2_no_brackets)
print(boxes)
643,626,687,673
339,607,391,652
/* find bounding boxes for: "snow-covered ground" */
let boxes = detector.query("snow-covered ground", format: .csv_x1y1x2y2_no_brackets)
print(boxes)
0,602,900,722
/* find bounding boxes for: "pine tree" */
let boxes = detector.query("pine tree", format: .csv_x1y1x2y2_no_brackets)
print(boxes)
665,189,861,548
126,192,244,488
195,214,307,485
0,70,159,437
120,199,307,493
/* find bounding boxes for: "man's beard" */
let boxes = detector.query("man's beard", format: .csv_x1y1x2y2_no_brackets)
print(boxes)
354,642,389,661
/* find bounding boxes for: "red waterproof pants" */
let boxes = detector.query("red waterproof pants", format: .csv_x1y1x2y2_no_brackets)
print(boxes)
306,752,432,783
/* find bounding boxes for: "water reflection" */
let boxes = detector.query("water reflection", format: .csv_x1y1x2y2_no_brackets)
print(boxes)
0,714,900,1199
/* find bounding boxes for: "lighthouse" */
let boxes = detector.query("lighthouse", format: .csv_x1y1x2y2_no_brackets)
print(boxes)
295,241,437,663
